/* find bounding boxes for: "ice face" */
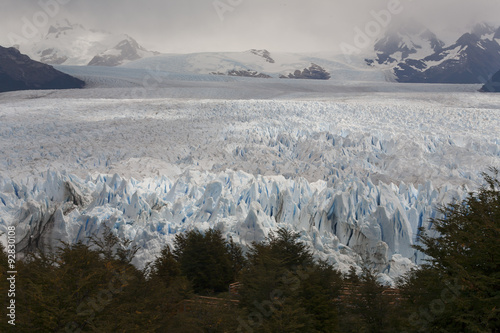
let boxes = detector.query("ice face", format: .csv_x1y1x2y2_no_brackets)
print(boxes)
1,88,499,284
0,169,460,280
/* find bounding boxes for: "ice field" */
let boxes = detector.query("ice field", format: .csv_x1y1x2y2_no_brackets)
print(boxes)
1,70,499,283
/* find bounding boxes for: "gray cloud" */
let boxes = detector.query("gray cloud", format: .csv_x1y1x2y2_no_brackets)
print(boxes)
1,0,500,53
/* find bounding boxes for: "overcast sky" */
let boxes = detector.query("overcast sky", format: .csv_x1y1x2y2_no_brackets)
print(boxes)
2,0,500,53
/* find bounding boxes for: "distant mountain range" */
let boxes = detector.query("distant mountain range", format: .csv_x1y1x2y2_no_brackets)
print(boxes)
368,21,445,66
9,19,500,85
367,22,500,84
17,19,158,67
0,45,84,93
121,50,348,80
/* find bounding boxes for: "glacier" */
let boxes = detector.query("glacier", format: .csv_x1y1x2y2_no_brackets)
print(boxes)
1,79,499,284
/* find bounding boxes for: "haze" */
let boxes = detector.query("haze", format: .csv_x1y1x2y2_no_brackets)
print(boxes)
1,0,500,53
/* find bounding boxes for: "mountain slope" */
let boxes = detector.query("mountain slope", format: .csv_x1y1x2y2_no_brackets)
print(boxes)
88,36,158,66
0,45,85,93
368,21,444,66
394,32,500,83
122,49,386,82
18,19,156,66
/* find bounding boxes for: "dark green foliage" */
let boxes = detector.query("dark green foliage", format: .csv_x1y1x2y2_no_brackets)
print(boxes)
14,241,140,332
400,168,500,332
228,236,247,280
239,227,342,333
299,261,343,332
89,225,139,264
173,228,241,293
339,266,394,333
149,245,182,288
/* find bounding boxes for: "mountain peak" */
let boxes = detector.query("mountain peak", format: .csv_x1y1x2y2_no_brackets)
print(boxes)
372,21,444,65
87,35,156,67
455,32,480,46
46,19,86,38
494,27,500,39
471,22,497,38
18,20,155,66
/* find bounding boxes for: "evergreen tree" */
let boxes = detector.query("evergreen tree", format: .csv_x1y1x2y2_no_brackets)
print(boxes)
239,227,341,332
402,168,500,332
173,228,240,293
339,266,393,333
149,245,182,288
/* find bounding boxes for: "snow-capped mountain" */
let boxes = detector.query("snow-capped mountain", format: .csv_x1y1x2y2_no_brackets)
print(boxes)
366,21,500,83
88,36,158,67
122,49,386,82
368,21,445,66
394,30,500,83
471,22,498,40
0,45,84,93
495,26,500,40
18,19,157,66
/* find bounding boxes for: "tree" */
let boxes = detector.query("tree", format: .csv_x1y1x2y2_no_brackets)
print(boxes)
88,225,139,264
149,245,182,288
239,227,341,332
404,168,500,332
173,228,241,294
339,266,394,333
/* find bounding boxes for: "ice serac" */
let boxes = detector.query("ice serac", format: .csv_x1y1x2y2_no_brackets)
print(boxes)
0,169,463,283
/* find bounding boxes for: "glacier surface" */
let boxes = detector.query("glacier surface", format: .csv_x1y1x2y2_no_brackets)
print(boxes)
1,80,499,284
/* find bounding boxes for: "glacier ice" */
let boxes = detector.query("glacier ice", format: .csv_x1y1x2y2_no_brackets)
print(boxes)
0,169,462,283
0,92,499,284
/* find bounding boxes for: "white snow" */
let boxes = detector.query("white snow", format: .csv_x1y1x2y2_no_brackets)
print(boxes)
424,45,465,69
122,51,387,82
0,68,499,284
17,20,155,66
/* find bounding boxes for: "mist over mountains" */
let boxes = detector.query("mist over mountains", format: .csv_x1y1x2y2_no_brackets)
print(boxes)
4,17,498,85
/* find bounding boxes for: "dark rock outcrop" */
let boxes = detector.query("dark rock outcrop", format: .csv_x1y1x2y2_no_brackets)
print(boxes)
281,63,331,80
210,69,272,78
227,69,271,78
0,46,85,93
250,49,275,63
